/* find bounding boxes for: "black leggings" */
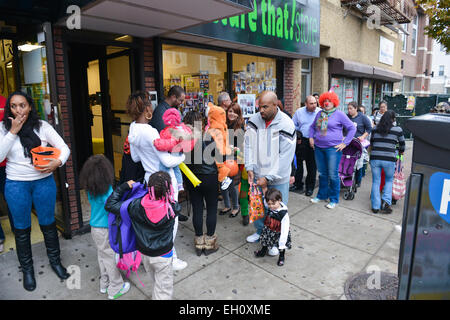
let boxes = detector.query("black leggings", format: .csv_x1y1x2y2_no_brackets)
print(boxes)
186,173,219,237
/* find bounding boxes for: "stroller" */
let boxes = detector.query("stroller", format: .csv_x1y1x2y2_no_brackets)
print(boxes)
339,138,363,200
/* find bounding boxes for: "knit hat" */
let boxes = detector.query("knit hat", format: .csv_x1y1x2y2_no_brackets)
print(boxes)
162,108,181,126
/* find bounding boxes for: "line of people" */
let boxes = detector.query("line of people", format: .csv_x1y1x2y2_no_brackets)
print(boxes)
0,87,406,300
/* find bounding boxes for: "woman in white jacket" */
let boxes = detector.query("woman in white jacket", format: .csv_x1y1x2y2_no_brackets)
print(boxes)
125,91,188,271
0,91,71,291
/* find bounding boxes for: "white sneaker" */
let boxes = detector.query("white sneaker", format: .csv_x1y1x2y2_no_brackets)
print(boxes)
326,202,337,209
221,177,232,190
310,197,321,204
100,286,107,294
172,258,188,271
108,282,130,300
268,247,279,256
246,233,260,243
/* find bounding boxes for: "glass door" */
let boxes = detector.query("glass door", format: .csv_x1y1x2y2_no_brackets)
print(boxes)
105,50,133,181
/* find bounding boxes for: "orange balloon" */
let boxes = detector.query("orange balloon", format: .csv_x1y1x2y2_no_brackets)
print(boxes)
225,160,239,177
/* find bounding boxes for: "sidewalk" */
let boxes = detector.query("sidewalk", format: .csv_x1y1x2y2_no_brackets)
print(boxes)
0,141,413,300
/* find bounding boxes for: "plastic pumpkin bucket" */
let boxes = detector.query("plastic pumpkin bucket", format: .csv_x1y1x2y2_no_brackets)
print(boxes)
31,146,61,167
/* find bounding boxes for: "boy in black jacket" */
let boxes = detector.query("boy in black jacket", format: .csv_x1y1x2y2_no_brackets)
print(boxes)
105,171,176,300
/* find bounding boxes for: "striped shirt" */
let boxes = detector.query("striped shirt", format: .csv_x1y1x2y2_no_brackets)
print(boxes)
370,125,405,162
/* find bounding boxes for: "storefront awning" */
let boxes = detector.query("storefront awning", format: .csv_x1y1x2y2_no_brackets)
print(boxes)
329,59,373,78
67,0,253,38
372,66,403,82
329,58,402,82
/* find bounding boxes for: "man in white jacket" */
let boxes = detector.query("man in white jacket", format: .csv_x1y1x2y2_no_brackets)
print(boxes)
244,91,296,253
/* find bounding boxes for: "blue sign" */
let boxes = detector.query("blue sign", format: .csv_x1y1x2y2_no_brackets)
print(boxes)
429,172,450,224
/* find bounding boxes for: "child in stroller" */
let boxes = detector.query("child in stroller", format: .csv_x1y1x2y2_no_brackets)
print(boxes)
339,138,363,200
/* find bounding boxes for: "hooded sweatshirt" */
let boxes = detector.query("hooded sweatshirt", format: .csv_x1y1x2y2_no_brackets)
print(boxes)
127,122,185,198
206,102,231,156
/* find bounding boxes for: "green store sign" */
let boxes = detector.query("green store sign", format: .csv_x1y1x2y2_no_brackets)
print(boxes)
181,0,320,57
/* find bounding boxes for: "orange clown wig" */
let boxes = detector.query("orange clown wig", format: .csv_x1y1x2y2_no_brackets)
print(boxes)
318,91,340,108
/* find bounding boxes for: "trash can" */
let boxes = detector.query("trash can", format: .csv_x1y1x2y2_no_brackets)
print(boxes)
397,113,450,300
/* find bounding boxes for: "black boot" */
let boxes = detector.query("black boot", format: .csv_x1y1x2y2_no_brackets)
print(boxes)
254,246,268,258
277,249,285,266
40,222,70,280
14,227,36,291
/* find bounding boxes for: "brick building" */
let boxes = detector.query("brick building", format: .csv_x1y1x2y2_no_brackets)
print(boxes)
394,1,433,94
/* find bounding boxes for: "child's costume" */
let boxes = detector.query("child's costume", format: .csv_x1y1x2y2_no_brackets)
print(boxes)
105,182,176,300
206,102,232,188
259,201,291,250
154,108,196,190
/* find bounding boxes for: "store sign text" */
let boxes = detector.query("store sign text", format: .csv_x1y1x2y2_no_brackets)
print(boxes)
181,0,320,56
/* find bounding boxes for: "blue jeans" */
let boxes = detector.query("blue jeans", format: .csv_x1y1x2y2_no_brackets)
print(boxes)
4,175,57,229
0,166,15,239
370,160,396,209
160,163,183,187
253,182,290,235
314,146,342,204
222,177,239,210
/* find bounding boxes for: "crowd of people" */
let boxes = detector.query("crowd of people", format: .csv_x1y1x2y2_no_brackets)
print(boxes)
0,86,412,299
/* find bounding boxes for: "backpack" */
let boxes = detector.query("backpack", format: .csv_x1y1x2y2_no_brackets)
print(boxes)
108,182,148,287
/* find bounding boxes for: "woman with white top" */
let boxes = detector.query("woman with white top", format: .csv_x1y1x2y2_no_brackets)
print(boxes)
0,91,71,291
125,91,188,271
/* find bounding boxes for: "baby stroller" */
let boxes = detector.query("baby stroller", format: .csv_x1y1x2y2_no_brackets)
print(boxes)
339,138,363,200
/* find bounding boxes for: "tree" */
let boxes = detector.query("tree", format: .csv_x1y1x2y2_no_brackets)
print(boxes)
415,0,450,52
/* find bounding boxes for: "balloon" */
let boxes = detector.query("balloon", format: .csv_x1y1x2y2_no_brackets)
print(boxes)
179,162,202,187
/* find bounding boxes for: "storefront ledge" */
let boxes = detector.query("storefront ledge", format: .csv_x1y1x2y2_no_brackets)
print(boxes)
329,58,403,82
329,58,373,78
372,67,403,82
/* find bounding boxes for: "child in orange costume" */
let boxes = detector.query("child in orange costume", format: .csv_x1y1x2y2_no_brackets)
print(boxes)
206,102,233,190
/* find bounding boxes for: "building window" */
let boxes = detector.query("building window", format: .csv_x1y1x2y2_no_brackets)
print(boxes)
301,59,311,103
401,24,408,52
330,77,359,112
411,16,418,55
439,65,445,76
162,44,228,112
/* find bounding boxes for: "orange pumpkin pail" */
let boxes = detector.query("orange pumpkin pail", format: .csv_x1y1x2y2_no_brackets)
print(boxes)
31,146,61,168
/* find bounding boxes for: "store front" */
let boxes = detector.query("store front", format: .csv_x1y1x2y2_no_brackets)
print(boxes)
161,42,280,115
160,0,321,115
329,58,402,113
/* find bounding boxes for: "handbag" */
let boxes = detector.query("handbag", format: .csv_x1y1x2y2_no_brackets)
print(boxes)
248,184,265,223
392,160,406,200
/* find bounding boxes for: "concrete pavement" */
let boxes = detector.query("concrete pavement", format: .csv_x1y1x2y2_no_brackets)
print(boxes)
0,141,412,300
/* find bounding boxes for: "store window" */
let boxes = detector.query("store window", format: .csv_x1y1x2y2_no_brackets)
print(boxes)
163,44,227,113
301,59,311,104
232,53,277,96
330,76,358,112
361,79,373,113
401,24,408,52
15,33,64,228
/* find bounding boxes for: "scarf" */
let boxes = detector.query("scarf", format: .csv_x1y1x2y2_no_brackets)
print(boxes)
316,108,337,136
17,119,41,162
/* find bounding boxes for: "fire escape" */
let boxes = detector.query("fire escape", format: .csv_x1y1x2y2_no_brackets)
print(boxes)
341,0,415,26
